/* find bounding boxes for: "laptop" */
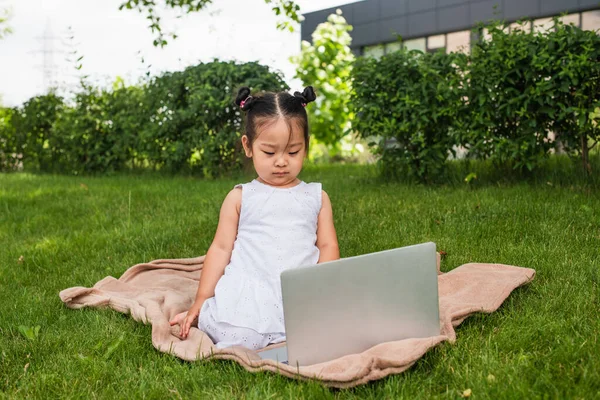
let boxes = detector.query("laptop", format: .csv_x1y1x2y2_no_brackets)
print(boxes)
257,241,440,366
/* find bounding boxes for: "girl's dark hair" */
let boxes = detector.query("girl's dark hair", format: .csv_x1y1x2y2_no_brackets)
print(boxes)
234,86,317,154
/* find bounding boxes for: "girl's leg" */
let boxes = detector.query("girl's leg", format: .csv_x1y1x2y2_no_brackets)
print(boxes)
213,326,285,350
198,298,285,350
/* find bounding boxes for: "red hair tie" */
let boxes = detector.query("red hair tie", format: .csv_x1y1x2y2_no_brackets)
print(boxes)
240,95,253,109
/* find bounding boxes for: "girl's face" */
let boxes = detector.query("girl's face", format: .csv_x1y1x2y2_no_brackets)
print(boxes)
242,117,306,188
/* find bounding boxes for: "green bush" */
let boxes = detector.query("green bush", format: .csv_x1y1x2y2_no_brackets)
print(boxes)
0,106,18,170
351,49,467,182
350,18,600,181
142,60,288,177
547,20,600,174
290,10,354,151
0,60,287,176
8,93,65,172
465,21,561,171
51,82,146,174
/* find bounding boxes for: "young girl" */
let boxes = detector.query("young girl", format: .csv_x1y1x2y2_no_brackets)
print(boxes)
169,86,340,350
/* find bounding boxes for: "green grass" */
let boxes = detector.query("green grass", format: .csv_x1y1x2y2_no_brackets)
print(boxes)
1,162,599,399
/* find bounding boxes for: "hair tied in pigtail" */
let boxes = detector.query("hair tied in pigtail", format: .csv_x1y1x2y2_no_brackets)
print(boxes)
236,86,254,111
294,86,316,108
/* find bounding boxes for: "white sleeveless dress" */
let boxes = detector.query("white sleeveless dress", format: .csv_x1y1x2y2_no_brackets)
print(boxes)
198,179,322,350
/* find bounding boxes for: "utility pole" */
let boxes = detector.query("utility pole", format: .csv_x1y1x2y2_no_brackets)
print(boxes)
31,19,63,93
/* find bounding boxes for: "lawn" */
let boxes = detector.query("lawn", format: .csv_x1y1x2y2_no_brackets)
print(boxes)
1,162,599,398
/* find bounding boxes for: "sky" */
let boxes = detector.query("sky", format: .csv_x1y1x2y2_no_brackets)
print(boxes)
0,0,360,107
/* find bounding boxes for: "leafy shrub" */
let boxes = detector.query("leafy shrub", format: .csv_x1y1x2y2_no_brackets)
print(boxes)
0,60,287,176
351,49,467,182
290,10,354,151
350,18,600,180
546,20,600,174
464,22,558,171
0,107,19,170
142,60,288,177
51,82,145,174
8,93,65,172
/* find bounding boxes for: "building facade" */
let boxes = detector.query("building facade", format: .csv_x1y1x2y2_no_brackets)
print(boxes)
300,0,600,57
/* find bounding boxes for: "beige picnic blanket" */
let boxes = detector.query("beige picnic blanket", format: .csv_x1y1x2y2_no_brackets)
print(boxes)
59,253,535,388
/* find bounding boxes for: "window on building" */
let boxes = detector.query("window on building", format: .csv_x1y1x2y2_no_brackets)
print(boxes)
446,30,470,54
427,34,446,53
582,10,600,32
509,21,532,33
404,38,426,52
559,13,580,28
533,17,554,33
481,28,492,41
363,44,385,59
385,41,402,54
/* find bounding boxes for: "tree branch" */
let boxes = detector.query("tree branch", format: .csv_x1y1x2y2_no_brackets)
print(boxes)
119,0,301,47
0,6,13,40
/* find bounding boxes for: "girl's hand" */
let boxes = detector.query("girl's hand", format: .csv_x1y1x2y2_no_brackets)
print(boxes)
169,302,203,339
169,311,188,327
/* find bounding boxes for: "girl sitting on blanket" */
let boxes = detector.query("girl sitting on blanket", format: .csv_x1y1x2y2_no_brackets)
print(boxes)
169,86,340,350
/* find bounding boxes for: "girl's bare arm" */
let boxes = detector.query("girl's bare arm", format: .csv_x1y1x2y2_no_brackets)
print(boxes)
316,191,340,263
193,187,242,303
173,187,241,338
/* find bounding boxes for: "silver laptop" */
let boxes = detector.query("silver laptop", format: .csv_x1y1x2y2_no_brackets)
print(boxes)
258,242,440,366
